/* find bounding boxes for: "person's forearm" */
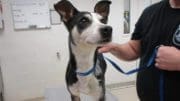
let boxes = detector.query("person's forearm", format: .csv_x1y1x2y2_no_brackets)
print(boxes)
110,40,140,61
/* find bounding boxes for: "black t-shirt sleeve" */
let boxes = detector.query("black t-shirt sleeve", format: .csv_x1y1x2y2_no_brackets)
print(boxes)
131,14,144,40
131,6,154,40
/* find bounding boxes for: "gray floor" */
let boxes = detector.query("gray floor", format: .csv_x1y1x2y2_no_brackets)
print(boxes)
44,86,139,101
110,86,139,101
24,86,139,101
44,87,118,101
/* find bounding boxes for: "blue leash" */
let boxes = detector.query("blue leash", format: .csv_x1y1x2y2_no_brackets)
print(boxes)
159,72,164,101
76,47,156,76
76,46,164,101
104,47,164,101
104,46,157,75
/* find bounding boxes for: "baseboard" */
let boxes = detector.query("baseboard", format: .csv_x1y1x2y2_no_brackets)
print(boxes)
106,81,136,90
23,97,44,101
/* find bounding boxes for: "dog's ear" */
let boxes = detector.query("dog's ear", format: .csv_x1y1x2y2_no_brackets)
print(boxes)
54,0,79,22
94,0,111,23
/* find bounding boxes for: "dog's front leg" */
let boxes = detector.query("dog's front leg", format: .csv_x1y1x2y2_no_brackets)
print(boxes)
97,94,105,101
68,85,81,101
71,95,80,101
92,90,105,101
92,95,105,101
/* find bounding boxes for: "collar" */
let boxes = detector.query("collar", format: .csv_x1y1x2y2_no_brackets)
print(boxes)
76,64,96,76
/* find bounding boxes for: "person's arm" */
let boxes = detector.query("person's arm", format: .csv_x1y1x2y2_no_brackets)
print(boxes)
98,40,141,61
155,46,180,71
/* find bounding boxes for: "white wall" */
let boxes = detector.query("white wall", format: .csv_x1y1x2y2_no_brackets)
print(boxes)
0,0,69,100
0,0,157,101
152,0,162,4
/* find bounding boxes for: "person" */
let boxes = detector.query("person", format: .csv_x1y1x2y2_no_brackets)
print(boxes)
98,0,180,101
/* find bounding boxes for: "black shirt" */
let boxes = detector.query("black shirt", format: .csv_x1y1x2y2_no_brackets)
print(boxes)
131,0,180,101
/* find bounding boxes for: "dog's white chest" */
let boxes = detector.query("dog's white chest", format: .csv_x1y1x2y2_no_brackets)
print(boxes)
69,75,102,96
79,76,93,93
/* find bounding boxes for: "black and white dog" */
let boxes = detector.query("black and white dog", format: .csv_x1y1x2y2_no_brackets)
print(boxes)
54,0,112,101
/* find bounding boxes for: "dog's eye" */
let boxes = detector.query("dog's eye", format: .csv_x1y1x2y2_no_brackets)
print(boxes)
79,17,89,24
100,18,107,24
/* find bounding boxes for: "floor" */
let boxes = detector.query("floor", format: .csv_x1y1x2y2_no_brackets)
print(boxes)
110,86,139,101
24,86,139,101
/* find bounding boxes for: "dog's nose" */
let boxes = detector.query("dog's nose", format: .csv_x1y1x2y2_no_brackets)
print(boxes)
100,26,112,38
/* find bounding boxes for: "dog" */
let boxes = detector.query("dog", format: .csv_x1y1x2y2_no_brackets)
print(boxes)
54,0,112,101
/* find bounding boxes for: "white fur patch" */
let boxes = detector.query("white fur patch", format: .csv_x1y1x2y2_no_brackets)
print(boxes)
69,75,103,100
81,13,106,44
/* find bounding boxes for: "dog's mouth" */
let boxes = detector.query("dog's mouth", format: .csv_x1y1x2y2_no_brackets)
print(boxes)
84,36,112,45
98,37,112,44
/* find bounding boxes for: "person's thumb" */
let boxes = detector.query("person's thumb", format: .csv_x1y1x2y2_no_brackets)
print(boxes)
98,46,111,53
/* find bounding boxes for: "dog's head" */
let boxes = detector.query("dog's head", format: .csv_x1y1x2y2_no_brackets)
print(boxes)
54,0,112,46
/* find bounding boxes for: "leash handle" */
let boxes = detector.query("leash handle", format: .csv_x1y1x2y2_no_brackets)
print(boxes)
147,46,159,67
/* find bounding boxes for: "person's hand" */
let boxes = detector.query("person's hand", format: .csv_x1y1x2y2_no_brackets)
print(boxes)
155,46,180,71
98,42,118,53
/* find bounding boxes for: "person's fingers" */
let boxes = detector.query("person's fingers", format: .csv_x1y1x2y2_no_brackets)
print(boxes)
155,63,166,69
155,62,159,68
98,46,111,53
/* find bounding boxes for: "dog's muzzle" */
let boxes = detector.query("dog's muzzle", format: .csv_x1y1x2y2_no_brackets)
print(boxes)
100,26,112,42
